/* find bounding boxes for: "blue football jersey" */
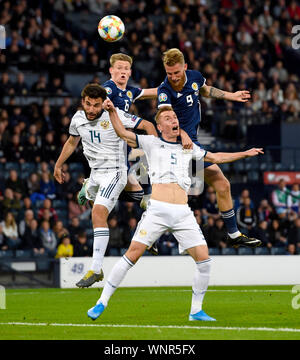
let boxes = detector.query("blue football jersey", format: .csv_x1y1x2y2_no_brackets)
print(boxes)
157,70,206,142
103,79,144,112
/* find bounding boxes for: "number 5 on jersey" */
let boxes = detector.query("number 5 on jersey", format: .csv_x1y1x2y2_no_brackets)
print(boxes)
89,130,101,143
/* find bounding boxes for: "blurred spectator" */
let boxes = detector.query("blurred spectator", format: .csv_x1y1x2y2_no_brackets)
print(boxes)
287,184,300,214
236,197,257,236
234,189,255,211
68,216,84,244
26,135,41,163
73,231,91,257
13,72,29,95
5,169,27,198
257,199,274,223
39,171,56,200
0,212,21,250
157,231,177,255
267,219,288,249
0,223,8,251
209,218,227,249
2,188,22,217
287,218,300,255
201,188,219,221
53,220,69,242
37,198,58,224
19,209,35,239
255,220,270,247
55,234,73,258
271,179,289,217
68,193,91,220
123,217,138,248
39,219,57,256
21,218,45,255
107,216,125,256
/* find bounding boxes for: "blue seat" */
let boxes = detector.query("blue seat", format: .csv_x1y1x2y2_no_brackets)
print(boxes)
237,247,254,255
4,162,20,171
15,249,33,258
52,199,68,209
20,162,37,174
270,247,287,255
221,248,237,255
208,248,220,255
0,250,14,258
248,171,259,182
254,247,270,255
108,248,120,256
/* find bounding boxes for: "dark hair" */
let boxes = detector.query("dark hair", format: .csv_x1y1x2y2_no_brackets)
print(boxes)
81,83,107,100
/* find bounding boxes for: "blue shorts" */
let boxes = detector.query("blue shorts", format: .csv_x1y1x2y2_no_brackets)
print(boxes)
193,140,213,169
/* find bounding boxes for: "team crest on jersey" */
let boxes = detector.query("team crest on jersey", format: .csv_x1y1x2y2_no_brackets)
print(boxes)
105,87,112,95
126,90,133,99
192,82,198,91
159,93,168,102
139,229,147,237
100,120,109,129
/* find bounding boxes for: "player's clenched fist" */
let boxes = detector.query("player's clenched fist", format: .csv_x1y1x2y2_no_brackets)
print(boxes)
103,98,115,112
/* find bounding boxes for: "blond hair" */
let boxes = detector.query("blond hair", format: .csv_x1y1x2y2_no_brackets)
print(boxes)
162,48,185,66
110,53,133,67
155,106,174,124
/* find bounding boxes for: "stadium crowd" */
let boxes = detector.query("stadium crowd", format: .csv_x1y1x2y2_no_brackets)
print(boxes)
0,0,300,258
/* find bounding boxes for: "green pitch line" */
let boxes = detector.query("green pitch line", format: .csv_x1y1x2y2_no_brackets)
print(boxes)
0,286,299,340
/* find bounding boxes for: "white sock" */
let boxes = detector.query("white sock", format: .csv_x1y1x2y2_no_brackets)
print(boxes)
98,255,134,306
228,231,241,239
90,228,109,274
190,258,212,315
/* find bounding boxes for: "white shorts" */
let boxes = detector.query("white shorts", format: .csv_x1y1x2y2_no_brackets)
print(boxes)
132,199,207,254
85,168,127,213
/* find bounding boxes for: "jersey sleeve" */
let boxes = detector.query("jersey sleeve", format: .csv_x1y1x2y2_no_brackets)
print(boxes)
135,134,155,152
195,70,206,88
69,114,80,136
157,85,172,108
116,108,142,129
103,81,117,101
130,86,144,102
192,143,206,161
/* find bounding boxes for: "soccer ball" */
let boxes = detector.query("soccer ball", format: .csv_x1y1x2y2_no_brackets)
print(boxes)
98,15,125,42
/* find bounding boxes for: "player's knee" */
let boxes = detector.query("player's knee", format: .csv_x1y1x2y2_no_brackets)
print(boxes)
214,177,231,196
92,204,109,226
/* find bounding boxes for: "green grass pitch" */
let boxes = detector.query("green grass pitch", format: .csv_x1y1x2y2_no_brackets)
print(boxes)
0,286,300,340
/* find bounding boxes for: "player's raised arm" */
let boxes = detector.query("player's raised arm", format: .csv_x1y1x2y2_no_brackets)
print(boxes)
135,118,158,137
199,84,251,102
103,98,137,148
138,87,158,100
205,148,264,164
54,135,81,183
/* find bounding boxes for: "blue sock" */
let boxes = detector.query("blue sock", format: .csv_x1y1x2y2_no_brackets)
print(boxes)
220,209,240,236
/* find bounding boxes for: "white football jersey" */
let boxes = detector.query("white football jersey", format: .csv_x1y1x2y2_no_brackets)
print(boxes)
69,109,142,170
136,135,206,193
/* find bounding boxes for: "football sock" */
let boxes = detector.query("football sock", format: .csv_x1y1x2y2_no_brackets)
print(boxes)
98,255,134,306
190,258,212,315
220,209,241,238
90,228,109,274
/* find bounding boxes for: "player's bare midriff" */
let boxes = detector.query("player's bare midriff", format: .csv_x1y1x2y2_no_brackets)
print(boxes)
151,183,188,204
